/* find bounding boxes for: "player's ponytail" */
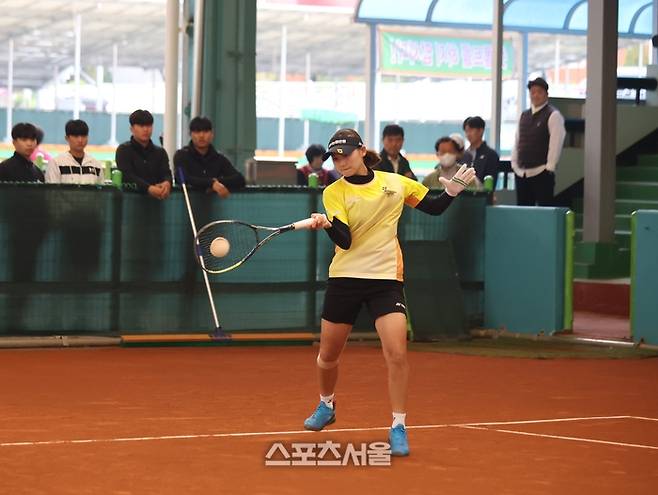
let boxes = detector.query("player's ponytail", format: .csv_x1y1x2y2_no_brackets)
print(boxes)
363,149,381,168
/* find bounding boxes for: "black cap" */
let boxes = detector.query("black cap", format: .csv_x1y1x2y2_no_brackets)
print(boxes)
527,77,549,91
323,128,364,161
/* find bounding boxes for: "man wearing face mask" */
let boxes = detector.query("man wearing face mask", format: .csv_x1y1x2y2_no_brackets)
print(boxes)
423,134,480,190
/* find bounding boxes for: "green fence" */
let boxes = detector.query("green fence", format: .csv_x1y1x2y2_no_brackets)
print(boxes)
631,210,658,345
0,183,487,336
484,206,572,335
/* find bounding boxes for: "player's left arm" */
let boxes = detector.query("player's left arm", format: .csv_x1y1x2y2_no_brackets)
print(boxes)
403,165,476,216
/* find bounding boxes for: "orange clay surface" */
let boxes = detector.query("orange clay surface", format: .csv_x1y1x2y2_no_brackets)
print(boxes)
1,345,657,494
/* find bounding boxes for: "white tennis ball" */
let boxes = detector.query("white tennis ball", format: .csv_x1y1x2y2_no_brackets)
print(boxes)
210,237,230,258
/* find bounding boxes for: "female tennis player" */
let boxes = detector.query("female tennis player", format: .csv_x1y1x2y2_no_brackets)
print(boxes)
304,129,475,456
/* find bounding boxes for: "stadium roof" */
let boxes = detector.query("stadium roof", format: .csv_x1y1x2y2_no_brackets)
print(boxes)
0,0,652,90
0,0,168,88
355,0,655,37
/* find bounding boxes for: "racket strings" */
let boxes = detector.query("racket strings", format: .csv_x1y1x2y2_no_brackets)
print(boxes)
196,222,258,272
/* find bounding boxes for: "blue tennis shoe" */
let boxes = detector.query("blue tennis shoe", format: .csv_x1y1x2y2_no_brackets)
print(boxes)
389,424,409,456
303,401,336,431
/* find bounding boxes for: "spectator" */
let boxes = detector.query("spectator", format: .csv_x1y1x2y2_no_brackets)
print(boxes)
463,116,500,187
29,126,53,164
0,123,47,328
46,119,103,282
511,77,566,206
174,116,245,197
115,109,172,200
297,144,333,186
423,134,479,190
375,124,417,180
46,120,104,184
0,123,44,182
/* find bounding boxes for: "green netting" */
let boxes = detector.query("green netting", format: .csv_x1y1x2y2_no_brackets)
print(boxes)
0,183,487,335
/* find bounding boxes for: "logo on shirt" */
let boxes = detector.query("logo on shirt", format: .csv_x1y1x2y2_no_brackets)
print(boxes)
381,186,396,196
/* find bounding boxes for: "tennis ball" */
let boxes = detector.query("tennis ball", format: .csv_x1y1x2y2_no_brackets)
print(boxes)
210,237,230,258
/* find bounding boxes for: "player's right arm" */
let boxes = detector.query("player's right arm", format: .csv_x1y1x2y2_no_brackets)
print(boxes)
320,186,352,250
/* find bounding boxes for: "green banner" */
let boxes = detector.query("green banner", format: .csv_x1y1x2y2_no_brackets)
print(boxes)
380,31,514,78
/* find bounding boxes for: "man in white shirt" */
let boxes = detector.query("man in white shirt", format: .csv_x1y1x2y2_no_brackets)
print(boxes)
511,77,566,206
46,120,104,185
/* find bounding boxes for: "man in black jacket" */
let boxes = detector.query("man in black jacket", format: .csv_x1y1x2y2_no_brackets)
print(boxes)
463,116,500,187
0,123,44,182
115,109,172,200
0,123,47,330
173,117,245,197
374,124,417,181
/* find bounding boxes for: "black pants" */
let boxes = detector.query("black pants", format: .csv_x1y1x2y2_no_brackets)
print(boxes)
516,169,555,206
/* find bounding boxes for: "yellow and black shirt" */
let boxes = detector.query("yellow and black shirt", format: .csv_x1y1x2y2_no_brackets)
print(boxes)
323,170,440,282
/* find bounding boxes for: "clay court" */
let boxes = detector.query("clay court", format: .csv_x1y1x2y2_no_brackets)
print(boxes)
1,344,657,494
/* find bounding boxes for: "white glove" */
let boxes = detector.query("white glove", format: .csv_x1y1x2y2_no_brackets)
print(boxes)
438,164,477,197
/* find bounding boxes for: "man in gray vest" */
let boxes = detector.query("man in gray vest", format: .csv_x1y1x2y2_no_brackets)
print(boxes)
511,77,566,206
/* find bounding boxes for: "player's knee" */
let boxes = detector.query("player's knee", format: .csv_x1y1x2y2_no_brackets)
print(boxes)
384,349,407,368
316,354,339,370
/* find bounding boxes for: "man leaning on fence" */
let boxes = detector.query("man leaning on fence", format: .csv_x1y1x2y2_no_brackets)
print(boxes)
46,119,104,185
173,116,245,198
115,109,172,200
0,123,44,183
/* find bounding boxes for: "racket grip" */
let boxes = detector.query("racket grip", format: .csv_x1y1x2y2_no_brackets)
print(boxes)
176,167,186,185
292,217,316,230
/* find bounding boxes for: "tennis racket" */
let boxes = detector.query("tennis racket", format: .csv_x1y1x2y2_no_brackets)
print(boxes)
194,217,319,274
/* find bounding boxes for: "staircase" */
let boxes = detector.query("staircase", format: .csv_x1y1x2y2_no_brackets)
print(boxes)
573,153,658,279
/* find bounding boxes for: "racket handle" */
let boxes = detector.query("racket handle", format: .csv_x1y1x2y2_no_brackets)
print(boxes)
292,217,316,230
176,167,186,185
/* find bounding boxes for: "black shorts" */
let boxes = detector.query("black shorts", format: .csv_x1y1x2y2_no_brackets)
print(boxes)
321,278,407,325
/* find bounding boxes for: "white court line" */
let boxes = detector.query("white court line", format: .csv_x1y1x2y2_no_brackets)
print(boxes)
0,425,400,448
458,425,658,451
455,415,633,427
0,415,643,449
629,416,658,422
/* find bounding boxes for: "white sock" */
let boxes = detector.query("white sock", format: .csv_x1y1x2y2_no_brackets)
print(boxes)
392,412,406,428
320,394,335,409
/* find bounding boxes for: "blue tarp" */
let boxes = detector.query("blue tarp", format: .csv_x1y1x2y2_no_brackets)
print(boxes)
356,0,654,37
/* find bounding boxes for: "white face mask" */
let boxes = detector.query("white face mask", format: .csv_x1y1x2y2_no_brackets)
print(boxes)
438,153,457,168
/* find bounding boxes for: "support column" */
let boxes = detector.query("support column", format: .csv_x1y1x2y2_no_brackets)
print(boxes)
181,0,192,143
191,0,205,118
583,0,618,243
490,0,503,152
277,25,287,157
4,39,13,142
53,65,59,111
515,32,527,121
553,37,561,87
164,0,180,166
200,0,256,170
73,14,82,119
653,0,657,64
365,23,377,149
96,65,104,112
109,44,118,146
303,52,311,149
